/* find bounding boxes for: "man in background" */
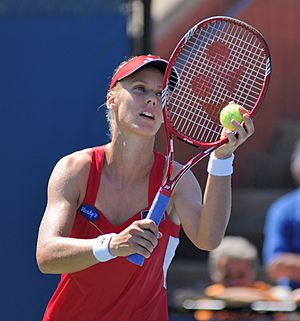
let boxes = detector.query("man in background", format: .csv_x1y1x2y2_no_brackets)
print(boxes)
263,139,300,291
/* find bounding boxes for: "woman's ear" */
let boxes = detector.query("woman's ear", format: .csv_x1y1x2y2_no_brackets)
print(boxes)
107,91,118,110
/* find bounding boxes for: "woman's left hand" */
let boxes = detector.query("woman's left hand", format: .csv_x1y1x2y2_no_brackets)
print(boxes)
215,108,255,159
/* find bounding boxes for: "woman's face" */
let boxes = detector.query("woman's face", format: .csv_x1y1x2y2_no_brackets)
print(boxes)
113,67,164,138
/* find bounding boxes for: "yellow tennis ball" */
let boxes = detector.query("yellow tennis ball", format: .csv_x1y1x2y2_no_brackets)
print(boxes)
219,101,244,131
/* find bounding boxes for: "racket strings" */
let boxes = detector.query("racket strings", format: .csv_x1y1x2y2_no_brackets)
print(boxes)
176,25,265,113
204,24,265,114
167,20,268,143
170,41,223,142
226,26,266,105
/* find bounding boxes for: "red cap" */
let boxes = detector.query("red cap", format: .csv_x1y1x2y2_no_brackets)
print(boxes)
109,55,170,91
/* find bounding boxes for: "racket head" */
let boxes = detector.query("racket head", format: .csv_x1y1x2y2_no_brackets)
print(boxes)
162,16,271,148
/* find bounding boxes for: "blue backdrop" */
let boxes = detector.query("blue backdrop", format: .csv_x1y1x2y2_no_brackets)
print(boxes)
0,11,129,320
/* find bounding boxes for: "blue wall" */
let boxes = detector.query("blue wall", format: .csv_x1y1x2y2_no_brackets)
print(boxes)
0,13,129,320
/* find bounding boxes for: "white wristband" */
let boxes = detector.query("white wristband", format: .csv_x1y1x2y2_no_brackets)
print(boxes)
207,152,235,176
92,233,117,262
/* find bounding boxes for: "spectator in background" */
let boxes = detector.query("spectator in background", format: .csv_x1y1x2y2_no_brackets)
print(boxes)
263,139,300,291
208,235,259,287
205,236,276,303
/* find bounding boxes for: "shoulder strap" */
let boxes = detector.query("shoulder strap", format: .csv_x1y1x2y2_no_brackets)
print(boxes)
148,151,165,205
83,146,105,205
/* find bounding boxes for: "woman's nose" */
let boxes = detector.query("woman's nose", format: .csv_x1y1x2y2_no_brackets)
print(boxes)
146,92,158,106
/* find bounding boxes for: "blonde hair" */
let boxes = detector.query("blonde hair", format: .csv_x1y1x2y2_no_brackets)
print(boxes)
105,58,134,138
105,86,119,139
105,56,164,141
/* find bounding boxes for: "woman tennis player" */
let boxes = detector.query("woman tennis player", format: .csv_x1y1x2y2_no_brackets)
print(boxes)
36,54,254,321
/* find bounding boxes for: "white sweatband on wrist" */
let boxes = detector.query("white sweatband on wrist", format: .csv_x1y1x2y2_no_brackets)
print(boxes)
92,233,117,262
207,152,235,176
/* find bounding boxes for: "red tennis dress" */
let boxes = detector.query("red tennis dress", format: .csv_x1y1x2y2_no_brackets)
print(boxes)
42,146,180,321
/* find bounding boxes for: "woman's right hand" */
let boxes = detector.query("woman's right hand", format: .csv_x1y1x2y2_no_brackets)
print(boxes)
109,219,162,258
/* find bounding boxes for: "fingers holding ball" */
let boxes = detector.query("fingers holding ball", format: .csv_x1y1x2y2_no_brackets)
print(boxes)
219,101,244,131
220,101,254,136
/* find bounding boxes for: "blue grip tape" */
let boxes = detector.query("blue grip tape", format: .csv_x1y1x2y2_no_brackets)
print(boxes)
127,191,170,266
146,192,170,225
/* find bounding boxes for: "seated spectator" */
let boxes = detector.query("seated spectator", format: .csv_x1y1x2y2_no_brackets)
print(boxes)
263,139,300,291
171,236,297,321
205,236,278,303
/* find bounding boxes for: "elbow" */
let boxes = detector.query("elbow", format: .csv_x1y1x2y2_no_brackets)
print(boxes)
195,237,223,252
36,246,53,274
36,253,49,274
201,242,220,252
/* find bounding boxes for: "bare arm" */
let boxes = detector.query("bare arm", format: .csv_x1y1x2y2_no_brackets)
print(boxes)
170,166,231,250
171,111,254,250
36,150,99,274
36,151,161,274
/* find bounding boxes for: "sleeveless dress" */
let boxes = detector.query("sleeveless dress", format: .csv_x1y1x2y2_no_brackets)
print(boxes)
42,146,180,321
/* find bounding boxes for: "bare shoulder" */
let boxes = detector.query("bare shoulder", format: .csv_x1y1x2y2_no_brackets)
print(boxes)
48,147,93,206
171,160,201,191
51,148,92,180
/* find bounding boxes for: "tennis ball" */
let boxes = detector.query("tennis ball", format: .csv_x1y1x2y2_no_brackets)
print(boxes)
219,101,243,131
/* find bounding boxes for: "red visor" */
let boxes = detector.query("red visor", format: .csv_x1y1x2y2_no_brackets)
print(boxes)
109,55,170,91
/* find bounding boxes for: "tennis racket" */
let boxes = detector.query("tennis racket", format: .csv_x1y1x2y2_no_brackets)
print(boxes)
127,15,271,266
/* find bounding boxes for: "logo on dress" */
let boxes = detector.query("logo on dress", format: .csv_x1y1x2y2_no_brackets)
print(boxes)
80,204,99,221
140,210,165,221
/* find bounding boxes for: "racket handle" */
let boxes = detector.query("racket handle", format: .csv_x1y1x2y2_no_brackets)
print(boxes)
127,191,170,266
145,190,170,224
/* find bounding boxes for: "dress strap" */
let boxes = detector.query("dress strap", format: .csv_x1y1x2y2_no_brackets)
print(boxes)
83,146,105,205
148,151,165,205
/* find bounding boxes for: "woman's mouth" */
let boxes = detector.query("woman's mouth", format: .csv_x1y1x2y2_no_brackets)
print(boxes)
140,111,155,120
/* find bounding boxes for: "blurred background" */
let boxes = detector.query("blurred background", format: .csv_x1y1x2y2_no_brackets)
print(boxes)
1,0,300,320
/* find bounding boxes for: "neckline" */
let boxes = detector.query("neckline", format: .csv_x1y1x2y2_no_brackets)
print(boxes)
82,146,165,228
92,204,150,229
